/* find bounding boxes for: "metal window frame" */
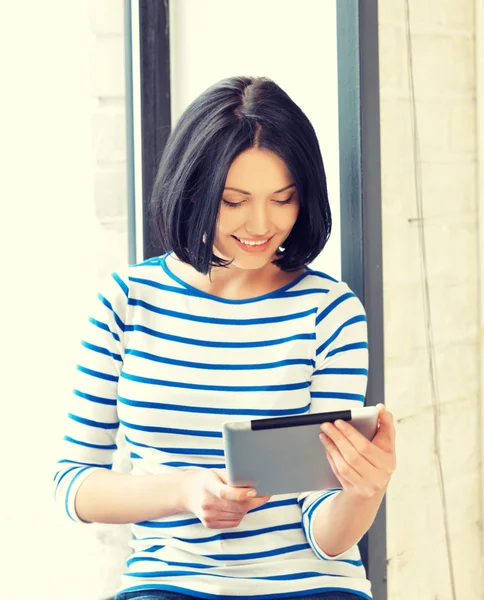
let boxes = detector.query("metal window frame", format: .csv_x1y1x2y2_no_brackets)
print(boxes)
125,1,386,597
337,1,386,598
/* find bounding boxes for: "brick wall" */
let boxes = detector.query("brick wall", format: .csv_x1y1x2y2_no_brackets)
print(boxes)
379,1,480,598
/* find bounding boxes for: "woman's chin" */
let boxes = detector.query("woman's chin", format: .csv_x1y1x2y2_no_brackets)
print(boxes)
224,251,278,271
213,238,280,270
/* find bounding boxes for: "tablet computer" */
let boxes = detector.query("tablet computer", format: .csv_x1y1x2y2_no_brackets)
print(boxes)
222,406,379,496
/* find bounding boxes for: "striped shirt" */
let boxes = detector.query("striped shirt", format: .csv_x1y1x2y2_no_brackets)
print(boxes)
54,252,372,600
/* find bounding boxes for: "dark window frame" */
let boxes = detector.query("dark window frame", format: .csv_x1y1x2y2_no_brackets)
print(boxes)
125,1,386,597
337,2,386,599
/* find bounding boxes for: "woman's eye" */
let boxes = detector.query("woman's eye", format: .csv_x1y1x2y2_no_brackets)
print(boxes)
222,199,243,208
222,195,293,208
274,196,293,205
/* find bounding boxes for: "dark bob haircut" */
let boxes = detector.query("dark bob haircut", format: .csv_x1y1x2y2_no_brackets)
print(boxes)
150,75,331,274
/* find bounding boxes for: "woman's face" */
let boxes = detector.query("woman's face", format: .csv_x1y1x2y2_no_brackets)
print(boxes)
213,147,300,270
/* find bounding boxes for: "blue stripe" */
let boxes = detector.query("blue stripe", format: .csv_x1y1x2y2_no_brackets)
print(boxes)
249,496,299,514
69,413,119,430
280,288,330,298
135,523,302,546
128,297,317,326
316,292,355,326
65,466,91,521
88,317,120,342
306,268,339,283
161,256,311,305
163,461,225,469
129,276,208,299
112,272,129,298
125,436,224,456
302,490,340,518
141,544,165,553
326,342,368,357
246,572,344,581
132,256,162,267
125,348,314,371
54,466,79,491
73,389,117,406
81,340,122,362
134,535,181,541
205,542,311,561
130,275,329,301
126,556,343,580
313,368,368,376
98,293,126,331
304,494,363,567
118,583,371,600
64,435,117,450
309,392,365,403
135,517,201,528
129,452,224,469
120,371,310,393
132,542,311,560
120,419,221,438
118,395,310,417
316,315,367,356
126,556,214,569
174,521,302,544
57,459,112,469
76,365,119,382
124,324,315,348
125,568,342,581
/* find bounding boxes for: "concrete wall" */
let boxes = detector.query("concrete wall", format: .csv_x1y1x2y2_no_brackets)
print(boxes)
379,1,481,598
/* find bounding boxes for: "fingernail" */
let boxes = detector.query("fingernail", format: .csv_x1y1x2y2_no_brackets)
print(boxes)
247,490,257,497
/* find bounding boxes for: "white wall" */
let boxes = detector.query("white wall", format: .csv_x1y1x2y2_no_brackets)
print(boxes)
2,1,128,598
169,0,342,279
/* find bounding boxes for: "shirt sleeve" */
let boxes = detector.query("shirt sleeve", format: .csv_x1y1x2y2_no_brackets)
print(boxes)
53,269,129,522
299,280,369,560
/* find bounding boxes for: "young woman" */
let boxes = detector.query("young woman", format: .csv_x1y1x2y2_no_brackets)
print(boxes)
54,75,396,600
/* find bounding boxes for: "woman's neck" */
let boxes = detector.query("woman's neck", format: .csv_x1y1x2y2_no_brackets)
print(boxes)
166,253,305,301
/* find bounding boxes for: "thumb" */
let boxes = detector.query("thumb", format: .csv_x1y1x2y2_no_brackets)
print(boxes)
374,404,395,451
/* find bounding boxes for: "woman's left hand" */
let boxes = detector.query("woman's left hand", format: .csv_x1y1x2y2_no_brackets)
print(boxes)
319,403,396,500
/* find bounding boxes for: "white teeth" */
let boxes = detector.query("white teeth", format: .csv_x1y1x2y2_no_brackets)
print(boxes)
238,238,269,246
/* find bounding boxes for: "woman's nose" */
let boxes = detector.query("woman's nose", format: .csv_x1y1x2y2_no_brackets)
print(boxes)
245,205,271,236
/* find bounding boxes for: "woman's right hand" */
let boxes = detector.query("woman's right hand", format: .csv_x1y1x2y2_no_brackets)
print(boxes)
181,468,271,529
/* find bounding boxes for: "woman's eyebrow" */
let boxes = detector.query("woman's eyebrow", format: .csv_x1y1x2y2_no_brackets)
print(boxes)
224,183,296,196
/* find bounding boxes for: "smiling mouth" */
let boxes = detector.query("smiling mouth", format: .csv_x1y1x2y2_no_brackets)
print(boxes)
233,236,272,247
231,235,274,253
